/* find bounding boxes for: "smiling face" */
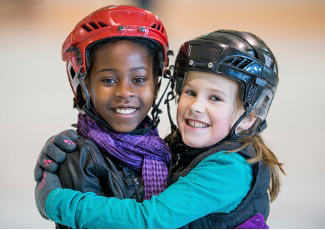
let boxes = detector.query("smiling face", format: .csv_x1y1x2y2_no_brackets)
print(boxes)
177,71,244,148
85,40,156,132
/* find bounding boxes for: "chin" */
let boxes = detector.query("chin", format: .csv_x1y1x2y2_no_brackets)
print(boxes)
182,137,209,149
110,124,137,133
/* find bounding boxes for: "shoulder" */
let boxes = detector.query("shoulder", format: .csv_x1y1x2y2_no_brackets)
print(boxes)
199,151,250,169
61,136,106,173
187,151,252,188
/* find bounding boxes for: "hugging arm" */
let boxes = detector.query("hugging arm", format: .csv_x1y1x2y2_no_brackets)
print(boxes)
38,153,254,228
35,131,268,228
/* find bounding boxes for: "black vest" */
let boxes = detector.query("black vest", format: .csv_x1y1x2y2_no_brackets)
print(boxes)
169,141,270,229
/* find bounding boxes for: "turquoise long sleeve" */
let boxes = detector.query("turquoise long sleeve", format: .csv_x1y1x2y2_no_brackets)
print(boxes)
46,152,252,229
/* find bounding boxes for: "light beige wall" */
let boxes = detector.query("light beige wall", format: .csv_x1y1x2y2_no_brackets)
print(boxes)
1,0,324,228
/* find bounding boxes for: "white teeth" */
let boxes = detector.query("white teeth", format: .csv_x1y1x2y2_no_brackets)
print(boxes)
188,120,208,128
115,108,136,114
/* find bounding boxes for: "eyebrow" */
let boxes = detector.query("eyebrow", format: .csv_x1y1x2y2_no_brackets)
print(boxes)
185,82,230,98
130,66,148,72
210,89,229,98
97,66,148,73
97,68,116,73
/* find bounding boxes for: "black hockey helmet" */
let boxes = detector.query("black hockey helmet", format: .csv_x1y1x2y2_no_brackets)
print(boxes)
173,29,279,138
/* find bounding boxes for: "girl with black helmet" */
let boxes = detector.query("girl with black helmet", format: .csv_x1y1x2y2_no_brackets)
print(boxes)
35,29,284,228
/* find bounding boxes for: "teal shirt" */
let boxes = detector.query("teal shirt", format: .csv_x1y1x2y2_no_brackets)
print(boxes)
46,151,252,229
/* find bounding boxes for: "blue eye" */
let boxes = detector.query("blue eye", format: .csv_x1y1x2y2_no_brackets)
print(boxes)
210,95,222,102
185,90,196,97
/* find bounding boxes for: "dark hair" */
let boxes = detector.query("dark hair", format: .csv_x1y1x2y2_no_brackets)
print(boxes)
87,36,163,79
75,36,164,108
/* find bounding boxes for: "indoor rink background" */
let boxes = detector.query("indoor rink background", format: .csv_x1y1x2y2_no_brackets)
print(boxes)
0,0,324,228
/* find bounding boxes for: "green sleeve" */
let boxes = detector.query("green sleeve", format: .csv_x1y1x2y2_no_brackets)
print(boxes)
46,152,252,228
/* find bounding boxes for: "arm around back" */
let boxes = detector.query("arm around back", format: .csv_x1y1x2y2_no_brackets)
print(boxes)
46,152,253,228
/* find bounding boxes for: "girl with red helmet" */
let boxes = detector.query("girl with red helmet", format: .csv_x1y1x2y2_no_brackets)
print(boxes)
35,5,172,228
35,28,284,228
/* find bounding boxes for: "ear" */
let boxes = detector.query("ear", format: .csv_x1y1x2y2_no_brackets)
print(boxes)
236,112,257,132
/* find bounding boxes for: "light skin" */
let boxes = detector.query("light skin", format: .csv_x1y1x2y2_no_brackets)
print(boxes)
177,71,256,148
84,40,157,133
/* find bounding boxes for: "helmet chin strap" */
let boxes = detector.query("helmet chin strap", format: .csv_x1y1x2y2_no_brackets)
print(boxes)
163,65,178,133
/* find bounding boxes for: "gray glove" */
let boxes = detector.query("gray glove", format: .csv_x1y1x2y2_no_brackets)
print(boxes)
34,129,78,219
35,171,62,219
34,129,78,183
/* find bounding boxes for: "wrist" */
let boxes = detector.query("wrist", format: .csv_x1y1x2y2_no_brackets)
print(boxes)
45,188,63,222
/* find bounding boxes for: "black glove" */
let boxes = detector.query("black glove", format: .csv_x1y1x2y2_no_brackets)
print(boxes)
34,129,78,182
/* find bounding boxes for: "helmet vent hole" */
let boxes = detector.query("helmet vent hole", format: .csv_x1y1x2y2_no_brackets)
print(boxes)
262,95,270,108
70,67,76,80
238,59,252,69
151,23,156,29
81,25,92,32
89,22,99,30
232,57,244,66
157,24,161,31
98,22,109,28
224,58,235,64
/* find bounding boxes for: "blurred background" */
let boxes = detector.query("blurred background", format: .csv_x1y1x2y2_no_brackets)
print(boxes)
0,0,324,228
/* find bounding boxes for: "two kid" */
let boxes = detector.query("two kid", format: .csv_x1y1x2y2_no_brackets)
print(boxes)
35,5,285,229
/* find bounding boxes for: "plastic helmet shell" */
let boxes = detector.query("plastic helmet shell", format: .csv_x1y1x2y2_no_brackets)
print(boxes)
62,5,170,99
174,29,278,120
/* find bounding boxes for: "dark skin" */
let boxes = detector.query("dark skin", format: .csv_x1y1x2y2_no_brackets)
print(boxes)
84,40,158,132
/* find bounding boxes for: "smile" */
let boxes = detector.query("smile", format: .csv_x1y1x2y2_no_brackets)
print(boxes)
186,119,210,128
114,108,138,115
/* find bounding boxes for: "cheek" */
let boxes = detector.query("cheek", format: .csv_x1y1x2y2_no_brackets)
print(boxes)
89,85,111,110
176,99,186,125
210,109,232,129
140,86,155,108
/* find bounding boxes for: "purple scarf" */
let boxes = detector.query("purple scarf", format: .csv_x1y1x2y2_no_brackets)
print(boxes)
77,113,171,200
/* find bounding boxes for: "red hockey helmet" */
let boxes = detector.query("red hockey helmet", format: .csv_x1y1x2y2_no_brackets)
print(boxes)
62,5,170,100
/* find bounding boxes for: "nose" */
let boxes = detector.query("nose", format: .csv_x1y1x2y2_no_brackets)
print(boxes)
114,80,135,101
189,97,205,114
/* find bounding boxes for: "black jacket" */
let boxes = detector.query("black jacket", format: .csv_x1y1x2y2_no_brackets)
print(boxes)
56,136,144,228
169,141,270,229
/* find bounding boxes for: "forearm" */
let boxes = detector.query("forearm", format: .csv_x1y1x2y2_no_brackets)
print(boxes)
46,188,188,229
46,152,251,229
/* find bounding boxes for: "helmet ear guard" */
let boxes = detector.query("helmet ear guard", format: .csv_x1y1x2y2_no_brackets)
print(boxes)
233,88,274,138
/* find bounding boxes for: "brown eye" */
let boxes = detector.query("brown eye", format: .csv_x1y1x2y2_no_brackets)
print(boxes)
133,77,146,84
102,78,117,85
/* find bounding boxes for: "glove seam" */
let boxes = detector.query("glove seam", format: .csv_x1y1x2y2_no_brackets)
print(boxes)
48,188,62,223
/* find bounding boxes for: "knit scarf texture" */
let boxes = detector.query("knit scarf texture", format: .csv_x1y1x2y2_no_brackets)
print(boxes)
77,113,171,200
